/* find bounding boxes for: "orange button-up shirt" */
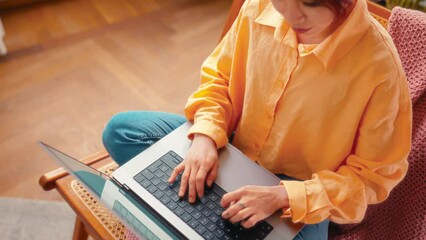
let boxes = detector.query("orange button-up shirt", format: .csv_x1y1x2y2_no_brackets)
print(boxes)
184,0,412,224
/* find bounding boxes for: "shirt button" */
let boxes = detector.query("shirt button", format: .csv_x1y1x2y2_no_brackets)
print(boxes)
276,81,284,88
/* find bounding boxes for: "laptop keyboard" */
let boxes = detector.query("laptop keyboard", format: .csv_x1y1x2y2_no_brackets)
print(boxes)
133,150,273,240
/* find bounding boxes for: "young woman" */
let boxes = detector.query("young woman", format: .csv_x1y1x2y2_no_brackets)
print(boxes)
103,0,412,238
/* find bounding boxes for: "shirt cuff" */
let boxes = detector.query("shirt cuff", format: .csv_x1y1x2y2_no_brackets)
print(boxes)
187,119,228,148
281,180,307,223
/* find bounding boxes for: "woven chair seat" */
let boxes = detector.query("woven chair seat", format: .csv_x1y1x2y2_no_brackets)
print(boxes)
70,163,130,240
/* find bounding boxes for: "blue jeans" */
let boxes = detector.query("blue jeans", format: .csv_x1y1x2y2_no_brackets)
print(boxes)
102,111,329,240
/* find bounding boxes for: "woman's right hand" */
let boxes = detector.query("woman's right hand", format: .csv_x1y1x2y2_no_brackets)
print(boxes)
168,133,219,203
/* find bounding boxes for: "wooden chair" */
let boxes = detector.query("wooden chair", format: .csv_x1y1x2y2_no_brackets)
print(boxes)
39,1,393,239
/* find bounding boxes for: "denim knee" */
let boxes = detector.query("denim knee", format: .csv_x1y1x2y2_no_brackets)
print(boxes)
102,111,186,166
102,112,134,165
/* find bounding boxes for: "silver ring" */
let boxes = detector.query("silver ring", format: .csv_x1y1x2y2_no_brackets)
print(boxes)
237,202,245,209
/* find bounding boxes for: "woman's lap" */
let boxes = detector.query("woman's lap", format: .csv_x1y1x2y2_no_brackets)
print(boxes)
294,220,329,240
102,111,329,239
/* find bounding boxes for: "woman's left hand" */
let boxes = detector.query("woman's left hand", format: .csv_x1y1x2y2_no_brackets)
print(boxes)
221,185,289,228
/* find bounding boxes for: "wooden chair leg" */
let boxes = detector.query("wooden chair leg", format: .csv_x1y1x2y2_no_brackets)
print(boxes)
73,217,89,240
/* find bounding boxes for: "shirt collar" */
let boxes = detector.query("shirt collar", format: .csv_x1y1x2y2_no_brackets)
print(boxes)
254,0,371,70
254,3,297,47
313,0,370,69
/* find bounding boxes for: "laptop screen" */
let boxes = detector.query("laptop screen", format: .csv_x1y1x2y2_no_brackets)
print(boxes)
39,142,181,240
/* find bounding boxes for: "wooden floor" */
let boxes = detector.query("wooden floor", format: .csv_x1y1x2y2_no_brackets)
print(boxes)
0,0,230,201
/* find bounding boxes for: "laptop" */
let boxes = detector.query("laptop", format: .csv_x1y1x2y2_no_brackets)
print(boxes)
40,122,304,240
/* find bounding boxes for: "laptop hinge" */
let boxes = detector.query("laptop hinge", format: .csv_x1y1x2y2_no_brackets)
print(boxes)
111,177,130,192
122,183,130,191
111,176,124,188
